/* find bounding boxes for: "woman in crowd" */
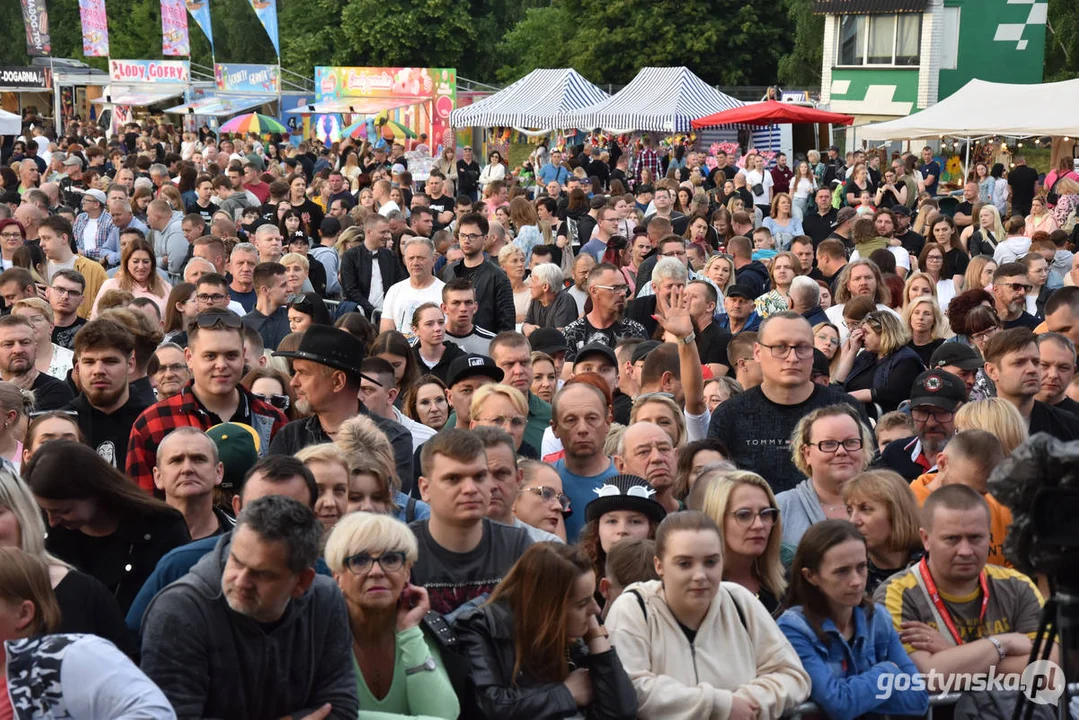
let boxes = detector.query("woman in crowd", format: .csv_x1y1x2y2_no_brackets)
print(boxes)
579,474,666,601
944,288,996,346
21,411,82,465
131,185,153,222
917,241,959,310
964,255,998,292
605,511,810,720
901,272,938,311
711,207,734,246
762,194,803,251
242,366,299,421
816,280,833,310
1025,195,1059,236
372,330,423,405
812,322,842,378
342,152,362,189
698,470,787,614
834,310,924,415
336,414,429,522
458,542,637,720
278,209,304,242
92,238,172,318
967,205,1006,258
683,216,713,257
498,244,531,324
902,295,946,367
435,147,458,194
0,547,175,718
841,470,924,594
530,351,558,405
704,253,735,302
410,303,465,385
161,282,197,343
928,215,969,290
703,377,742,414
479,151,506,194
296,443,350,536
403,374,451,434
0,467,133,656
470,383,536,458
514,459,568,542
324,512,458,719
755,251,799,318
844,163,871,207
629,393,687,448
778,405,873,547
777,521,929,720
509,196,543,265
286,291,333,334
286,173,324,237
955,398,1029,454
791,162,816,219
674,439,730,502
23,440,190,614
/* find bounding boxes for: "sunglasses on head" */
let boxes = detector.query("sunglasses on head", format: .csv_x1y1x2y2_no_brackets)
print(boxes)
287,293,311,309
191,312,242,330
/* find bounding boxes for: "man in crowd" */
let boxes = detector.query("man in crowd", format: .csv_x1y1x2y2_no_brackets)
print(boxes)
1008,155,1039,217
38,215,106,318
635,310,708,440
311,218,343,298
788,276,829,326
228,242,259,312
928,344,981,396
379,236,444,342
489,331,552,451
127,310,288,491
728,236,770,297
538,149,569,187
875,485,1051,690
411,429,531,616
71,188,117,264
196,272,246,316
152,342,190,400
1045,286,1079,348
242,262,291,351
442,213,514,332
802,188,837,246
360,357,435,450
726,332,762,390
474,426,563,543
268,324,412,482
565,254,595,316
770,152,793,195
983,328,1079,439
253,223,284,264
614,421,679,514
341,214,406,321
68,318,151,468
425,171,455,230
191,235,228,278
684,279,731,375
893,206,925,258
0,315,73,410
562,263,649,361
879,369,966,480
0,268,36,309
441,279,497,356
709,312,864,493
1036,332,1079,417
790,235,816,276
147,199,187,279
141,495,357,718
812,239,849,293
408,207,434,238
580,205,621,262
185,174,219,224
919,146,941,197
109,199,149,256
456,146,481,201
48,269,88,349
551,382,619,541
153,427,231,539
718,283,762,334
522,263,578,335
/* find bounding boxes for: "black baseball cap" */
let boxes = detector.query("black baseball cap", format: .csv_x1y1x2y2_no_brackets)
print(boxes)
726,284,756,301
573,343,617,367
929,343,982,372
909,369,968,411
319,217,341,236
529,328,569,356
631,340,662,364
446,354,504,387
892,206,911,217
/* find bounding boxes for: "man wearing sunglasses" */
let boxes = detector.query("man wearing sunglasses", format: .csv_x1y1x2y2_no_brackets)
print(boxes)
878,369,967,481
991,262,1041,330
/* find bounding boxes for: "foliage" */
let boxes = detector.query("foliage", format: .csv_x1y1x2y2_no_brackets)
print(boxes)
1045,0,1079,81
778,0,824,88
335,0,476,70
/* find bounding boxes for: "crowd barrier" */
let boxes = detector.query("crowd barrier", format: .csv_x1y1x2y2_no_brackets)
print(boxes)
784,683,1079,719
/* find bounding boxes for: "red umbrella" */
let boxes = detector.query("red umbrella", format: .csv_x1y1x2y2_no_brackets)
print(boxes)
691,100,855,129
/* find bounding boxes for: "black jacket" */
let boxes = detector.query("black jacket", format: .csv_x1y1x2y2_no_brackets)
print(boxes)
340,245,407,316
412,340,467,385
456,601,637,720
441,259,515,332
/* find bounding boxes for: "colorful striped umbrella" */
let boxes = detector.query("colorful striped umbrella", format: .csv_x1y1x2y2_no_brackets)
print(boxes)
375,114,417,140
219,112,288,135
341,117,376,142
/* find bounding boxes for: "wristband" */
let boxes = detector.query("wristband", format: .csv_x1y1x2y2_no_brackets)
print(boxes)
987,636,1006,662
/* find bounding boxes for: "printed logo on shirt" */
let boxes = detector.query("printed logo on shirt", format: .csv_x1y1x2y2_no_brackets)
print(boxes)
97,440,117,467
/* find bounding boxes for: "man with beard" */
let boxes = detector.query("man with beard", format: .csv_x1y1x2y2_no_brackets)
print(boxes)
551,382,618,541
0,315,73,411
991,263,1040,329
1036,332,1079,417
878,369,967,481
614,421,680,515
984,328,1079,439
892,206,925,258
67,319,152,468
562,263,649,362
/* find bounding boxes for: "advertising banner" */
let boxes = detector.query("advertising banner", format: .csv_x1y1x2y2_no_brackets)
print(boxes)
0,66,51,89
109,59,191,83
19,0,51,56
79,0,109,57
161,0,190,56
247,0,279,56
214,63,279,93
185,0,213,50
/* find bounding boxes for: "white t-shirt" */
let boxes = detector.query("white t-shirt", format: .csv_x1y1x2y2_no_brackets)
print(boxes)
381,278,445,342
47,256,78,283
850,245,910,271
378,200,401,217
82,217,100,253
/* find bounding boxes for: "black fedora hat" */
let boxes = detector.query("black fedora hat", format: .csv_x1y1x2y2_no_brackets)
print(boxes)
273,325,370,379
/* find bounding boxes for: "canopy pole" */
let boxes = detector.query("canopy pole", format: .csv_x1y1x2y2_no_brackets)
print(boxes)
964,137,971,187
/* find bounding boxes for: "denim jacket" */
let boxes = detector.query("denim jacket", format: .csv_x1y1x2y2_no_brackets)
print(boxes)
777,603,929,720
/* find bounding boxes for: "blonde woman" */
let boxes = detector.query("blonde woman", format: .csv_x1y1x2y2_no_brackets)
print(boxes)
497,244,530,323
902,295,947,366
955,398,1029,454
1025,196,1059,237
334,413,430,523
11,298,74,380
435,147,458,195
834,310,924,414
335,225,364,256
901,271,938,313
755,251,798,318
841,469,924,594
697,468,788,614
704,253,735,302
967,204,1006,258
630,393,687,447
964,255,998,292
0,382,33,470
812,322,842,378
469,383,532,455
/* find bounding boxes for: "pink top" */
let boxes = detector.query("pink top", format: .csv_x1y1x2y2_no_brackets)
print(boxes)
90,276,172,319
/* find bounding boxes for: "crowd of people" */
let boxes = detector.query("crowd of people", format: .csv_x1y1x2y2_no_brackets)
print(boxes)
0,117,1074,719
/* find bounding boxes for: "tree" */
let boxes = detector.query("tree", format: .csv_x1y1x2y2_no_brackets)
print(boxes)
778,0,824,88
1045,0,1079,80
336,0,476,70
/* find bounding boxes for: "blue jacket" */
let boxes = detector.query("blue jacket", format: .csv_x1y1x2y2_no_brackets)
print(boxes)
777,603,928,720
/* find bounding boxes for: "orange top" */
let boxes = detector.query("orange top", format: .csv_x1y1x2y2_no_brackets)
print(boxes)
911,472,1013,568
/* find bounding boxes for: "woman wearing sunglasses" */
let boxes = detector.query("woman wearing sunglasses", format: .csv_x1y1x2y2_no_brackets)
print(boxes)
242,366,299,421
513,459,569,541
324,512,459,719
696,469,788,615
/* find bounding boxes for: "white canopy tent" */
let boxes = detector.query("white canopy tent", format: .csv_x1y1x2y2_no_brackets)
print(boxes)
858,78,1079,140
557,66,743,133
0,109,20,135
450,68,608,130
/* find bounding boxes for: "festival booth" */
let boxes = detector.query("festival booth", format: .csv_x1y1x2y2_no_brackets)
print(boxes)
92,59,193,135
0,109,20,135
163,63,280,130
692,99,854,159
0,66,52,124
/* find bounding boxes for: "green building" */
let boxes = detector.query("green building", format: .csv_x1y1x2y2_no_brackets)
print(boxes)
815,0,1047,141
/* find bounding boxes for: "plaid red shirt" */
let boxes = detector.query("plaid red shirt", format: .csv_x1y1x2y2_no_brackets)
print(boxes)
633,147,662,185
126,384,287,492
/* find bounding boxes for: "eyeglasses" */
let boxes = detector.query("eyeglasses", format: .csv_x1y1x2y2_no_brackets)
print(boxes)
459,232,485,242
911,407,954,422
661,249,688,258
729,507,779,527
50,286,83,298
522,485,571,511
971,327,1000,344
196,293,227,304
1000,282,1033,293
475,415,526,430
0,232,23,240
758,342,815,359
592,284,630,295
341,551,407,575
810,438,864,453
156,363,188,374
254,392,291,411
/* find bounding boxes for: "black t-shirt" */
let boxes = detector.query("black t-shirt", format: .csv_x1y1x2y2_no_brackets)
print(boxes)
696,322,733,367
185,200,220,225
427,193,454,231
942,248,970,279
1053,395,1079,419
1009,165,1039,212
907,338,945,368
54,569,135,658
1029,400,1079,441
52,317,88,350
955,201,974,219
68,393,152,469
1004,312,1041,330
31,372,75,412
897,229,925,258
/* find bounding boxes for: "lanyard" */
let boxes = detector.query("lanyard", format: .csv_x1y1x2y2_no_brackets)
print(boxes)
918,556,989,645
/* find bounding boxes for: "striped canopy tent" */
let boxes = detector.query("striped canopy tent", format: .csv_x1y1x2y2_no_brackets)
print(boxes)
450,68,608,130
557,66,744,133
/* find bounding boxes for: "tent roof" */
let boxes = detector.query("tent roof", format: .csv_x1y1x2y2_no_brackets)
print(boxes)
558,66,743,133
91,86,185,107
0,109,19,135
692,100,854,128
163,93,275,117
450,68,608,130
858,78,1079,140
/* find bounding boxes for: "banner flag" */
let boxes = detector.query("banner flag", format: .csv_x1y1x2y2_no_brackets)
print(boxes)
247,0,279,56
78,0,110,57
161,0,190,55
19,0,51,56
185,0,213,50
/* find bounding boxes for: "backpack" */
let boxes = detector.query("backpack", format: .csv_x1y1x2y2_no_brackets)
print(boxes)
628,586,750,634
404,496,418,523
422,612,484,720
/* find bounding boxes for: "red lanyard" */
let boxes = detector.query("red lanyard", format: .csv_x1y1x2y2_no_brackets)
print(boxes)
918,556,989,645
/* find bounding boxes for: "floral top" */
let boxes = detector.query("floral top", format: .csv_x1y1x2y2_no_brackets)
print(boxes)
755,289,790,318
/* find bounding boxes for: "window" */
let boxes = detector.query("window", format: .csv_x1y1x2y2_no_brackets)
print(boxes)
938,8,959,69
837,13,923,66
